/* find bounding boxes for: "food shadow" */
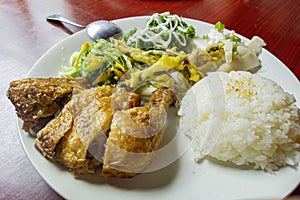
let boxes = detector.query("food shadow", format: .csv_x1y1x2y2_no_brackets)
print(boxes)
205,156,256,171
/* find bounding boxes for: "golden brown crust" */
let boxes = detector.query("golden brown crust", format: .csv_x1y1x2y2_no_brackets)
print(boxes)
35,102,73,159
35,85,115,174
111,88,142,111
54,124,96,174
6,77,90,133
150,87,177,108
102,88,175,178
34,85,141,175
9,77,176,177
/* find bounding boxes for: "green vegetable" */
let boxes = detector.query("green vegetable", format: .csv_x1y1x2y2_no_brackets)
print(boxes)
215,21,225,32
120,28,137,41
202,34,209,39
186,24,196,38
122,12,196,52
146,13,196,38
227,35,241,43
60,13,203,91
60,39,132,86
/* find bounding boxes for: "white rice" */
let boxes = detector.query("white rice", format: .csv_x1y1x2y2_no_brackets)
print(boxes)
178,71,300,172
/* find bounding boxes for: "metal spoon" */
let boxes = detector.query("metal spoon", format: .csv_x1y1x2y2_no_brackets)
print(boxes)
46,14,122,40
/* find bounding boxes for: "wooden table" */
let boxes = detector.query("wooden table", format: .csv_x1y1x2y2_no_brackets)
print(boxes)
1,0,299,199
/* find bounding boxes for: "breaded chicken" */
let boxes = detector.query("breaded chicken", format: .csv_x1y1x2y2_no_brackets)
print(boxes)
102,88,176,178
35,85,141,174
35,101,73,160
6,77,90,133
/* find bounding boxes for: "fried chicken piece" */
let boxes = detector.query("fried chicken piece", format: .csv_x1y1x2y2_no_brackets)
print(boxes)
6,77,90,133
35,85,141,174
102,88,176,178
54,120,98,174
35,101,73,160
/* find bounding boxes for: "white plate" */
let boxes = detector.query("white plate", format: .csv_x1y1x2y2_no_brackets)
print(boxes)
19,16,300,200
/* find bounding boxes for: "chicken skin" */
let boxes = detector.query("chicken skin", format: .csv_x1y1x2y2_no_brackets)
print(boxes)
35,85,141,174
6,77,90,133
102,88,176,178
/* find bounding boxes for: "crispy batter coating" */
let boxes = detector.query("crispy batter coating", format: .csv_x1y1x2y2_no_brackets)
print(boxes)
35,101,73,159
7,77,90,133
35,85,141,174
9,76,177,177
102,88,176,178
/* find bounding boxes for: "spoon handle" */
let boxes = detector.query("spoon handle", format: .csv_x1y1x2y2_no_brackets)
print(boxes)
46,14,85,28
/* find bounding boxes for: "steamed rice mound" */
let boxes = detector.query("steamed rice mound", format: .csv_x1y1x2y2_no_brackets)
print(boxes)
178,71,300,172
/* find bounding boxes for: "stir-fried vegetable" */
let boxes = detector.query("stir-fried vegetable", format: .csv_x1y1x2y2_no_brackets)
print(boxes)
192,21,265,75
215,21,225,32
59,13,266,95
60,39,133,86
121,12,195,52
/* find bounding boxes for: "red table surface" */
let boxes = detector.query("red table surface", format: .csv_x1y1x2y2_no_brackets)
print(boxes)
0,0,299,199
